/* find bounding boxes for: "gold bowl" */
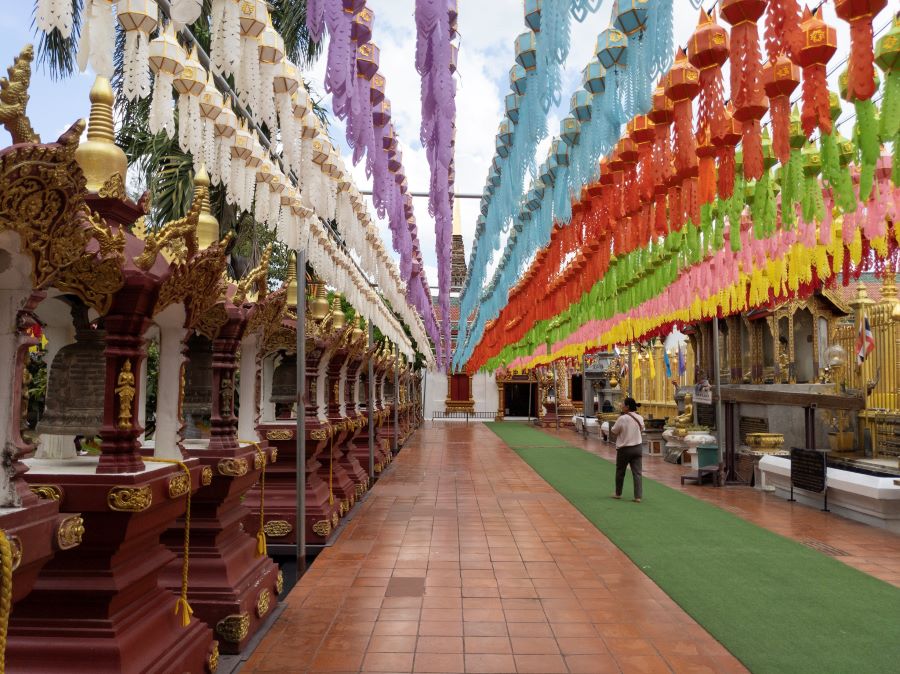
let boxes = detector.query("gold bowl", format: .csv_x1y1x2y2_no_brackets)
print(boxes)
745,432,785,453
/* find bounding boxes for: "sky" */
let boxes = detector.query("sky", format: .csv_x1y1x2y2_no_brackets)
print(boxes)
3,1,859,298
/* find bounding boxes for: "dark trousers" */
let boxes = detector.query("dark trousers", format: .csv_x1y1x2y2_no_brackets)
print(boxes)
615,444,643,499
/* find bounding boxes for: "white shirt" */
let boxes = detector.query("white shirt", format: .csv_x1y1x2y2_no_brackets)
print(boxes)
611,412,644,448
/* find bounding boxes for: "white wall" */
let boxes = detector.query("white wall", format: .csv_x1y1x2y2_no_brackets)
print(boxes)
421,369,499,419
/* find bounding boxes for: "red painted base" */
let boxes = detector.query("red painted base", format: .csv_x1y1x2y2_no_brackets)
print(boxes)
246,425,341,544
13,461,215,674
1,497,70,605
161,442,281,655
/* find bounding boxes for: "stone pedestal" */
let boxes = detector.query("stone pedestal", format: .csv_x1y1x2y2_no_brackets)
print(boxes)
12,459,215,674
161,441,280,655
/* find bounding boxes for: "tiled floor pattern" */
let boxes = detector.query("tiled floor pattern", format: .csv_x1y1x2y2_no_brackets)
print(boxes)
244,422,747,673
544,425,900,588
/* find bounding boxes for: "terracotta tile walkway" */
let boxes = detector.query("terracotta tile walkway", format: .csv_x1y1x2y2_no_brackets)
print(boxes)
542,425,900,588
243,422,747,673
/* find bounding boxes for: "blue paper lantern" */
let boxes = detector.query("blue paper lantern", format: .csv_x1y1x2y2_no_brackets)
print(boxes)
582,60,606,93
524,0,541,32
560,116,580,146
570,89,592,122
614,0,650,36
498,119,514,147
495,133,509,158
510,65,528,96
596,28,628,69
525,187,542,211
540,159,555,187
505,93,521,123
551,139,569,167
515,31,537,71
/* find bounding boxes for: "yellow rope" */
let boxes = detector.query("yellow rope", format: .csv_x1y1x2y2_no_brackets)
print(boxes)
0,528,13,674
145,459,193,627
328,427,334,506
238,439,267,557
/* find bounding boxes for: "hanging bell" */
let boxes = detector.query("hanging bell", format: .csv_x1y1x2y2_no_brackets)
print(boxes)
270,354,298,407
182,334,213,439
36,302,106,440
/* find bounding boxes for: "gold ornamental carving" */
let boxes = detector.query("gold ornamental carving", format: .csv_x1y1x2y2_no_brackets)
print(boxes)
29,484,61,500
232,245,272,305
269,448,278,464
312,519,331,537
107,485,152,512
247,287,287,337
263,520,292,538
196,303,229,341
254,451,265,471
331,512,339,528
201,466,213,486
168,471,191,499
56,515,85,550
217,458,249,477
133,193,202,271
206,642,219,674
0,45,40,144
266,429,293,441
355,483,365,499
275,570,284,594
215,612,250,643
115,360,136,429
156,238,231,328
97,171,126,199
256,588,271,618
310,429,328,441
0,118,126,313
8,535,22,571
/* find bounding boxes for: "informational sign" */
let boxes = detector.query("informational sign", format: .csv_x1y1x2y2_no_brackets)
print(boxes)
790,448,827,493
693,379,712,405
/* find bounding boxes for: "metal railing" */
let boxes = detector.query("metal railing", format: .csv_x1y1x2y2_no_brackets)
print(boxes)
431,411,496,422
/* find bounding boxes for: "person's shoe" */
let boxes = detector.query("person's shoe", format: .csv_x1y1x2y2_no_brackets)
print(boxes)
611,494,621,499
633,498,641,503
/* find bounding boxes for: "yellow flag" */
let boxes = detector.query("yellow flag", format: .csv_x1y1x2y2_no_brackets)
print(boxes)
648,351,656,381
633,353,642,381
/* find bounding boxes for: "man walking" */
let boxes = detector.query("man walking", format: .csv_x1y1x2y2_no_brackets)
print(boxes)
610,397,644,502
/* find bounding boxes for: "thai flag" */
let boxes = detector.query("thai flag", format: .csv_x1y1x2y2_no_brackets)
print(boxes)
856,315,875,365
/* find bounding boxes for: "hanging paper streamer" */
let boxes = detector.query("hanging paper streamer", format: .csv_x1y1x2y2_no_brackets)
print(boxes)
76,0,116,78
148,23,183,139
35,0,75,38
210,0,241,78
875,15,899,186
235,0,266,119
118,0,158,102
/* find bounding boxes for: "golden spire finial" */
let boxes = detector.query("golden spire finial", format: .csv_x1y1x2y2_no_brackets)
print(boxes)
75,76,127,193
285,252,298,307
195,165,219,249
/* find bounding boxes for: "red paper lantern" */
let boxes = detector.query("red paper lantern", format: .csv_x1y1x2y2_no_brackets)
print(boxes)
648,83,673,236
665,48,701,228
762,54,801,164
834,0,888,102
764,0,803,63
721,0,768,180
794,7,837,137
713,103,742,198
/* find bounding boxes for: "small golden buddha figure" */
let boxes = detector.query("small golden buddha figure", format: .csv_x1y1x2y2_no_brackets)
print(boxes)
115,360,136,429
673,393,693,437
